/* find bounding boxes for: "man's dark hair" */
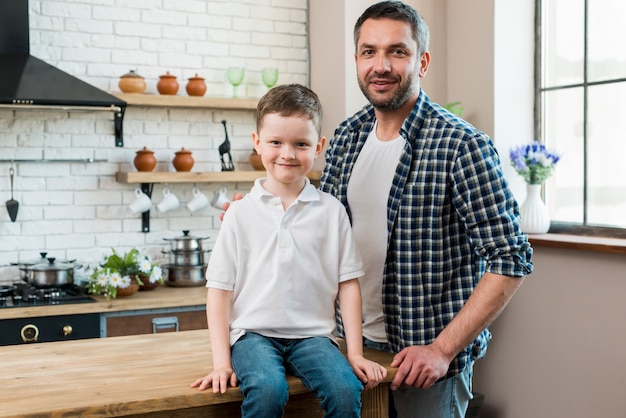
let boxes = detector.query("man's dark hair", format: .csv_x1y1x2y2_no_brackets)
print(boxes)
354,1,430,55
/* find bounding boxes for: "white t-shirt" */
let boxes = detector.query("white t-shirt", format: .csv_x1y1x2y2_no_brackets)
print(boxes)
347,124,404,342
206,178,365,346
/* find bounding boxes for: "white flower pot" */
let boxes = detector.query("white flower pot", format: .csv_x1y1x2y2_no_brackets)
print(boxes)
519,184,550,234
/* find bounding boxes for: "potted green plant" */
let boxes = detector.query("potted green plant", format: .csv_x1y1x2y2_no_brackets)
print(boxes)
87,248,163,300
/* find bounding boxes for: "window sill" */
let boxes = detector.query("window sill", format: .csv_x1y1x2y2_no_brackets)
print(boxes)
528,233,626,255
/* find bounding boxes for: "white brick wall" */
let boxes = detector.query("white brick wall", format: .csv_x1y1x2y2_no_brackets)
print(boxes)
0,0,309,282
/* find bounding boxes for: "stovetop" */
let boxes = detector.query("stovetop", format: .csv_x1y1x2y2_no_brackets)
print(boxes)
0,283,96,308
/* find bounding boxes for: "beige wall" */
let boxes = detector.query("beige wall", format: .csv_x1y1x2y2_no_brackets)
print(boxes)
310,2,626,417
474,246,626,418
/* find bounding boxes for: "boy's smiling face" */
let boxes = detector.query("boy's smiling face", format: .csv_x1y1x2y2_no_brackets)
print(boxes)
252,113,325,189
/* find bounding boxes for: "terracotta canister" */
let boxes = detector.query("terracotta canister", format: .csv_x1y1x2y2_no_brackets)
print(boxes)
157,71,179,95
249,150,264,170
186,74,207,97
173,148,194,172
118,70,146,94
134,147,157,172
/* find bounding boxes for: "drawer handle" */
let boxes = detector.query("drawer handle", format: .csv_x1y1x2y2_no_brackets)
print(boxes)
152,316,179,333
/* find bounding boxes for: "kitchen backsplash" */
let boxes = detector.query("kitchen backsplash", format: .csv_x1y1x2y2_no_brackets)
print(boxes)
0,0,308,283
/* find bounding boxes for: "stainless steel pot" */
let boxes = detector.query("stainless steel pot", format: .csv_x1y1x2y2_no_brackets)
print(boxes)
163,264,207,287
20,258,82,287
161,249,211,266
12,252,79,281
163,230,209,251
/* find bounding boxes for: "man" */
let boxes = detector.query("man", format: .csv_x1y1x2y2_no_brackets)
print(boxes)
319,2,533,417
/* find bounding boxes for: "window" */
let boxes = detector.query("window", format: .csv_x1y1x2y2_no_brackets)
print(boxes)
537,0,626,235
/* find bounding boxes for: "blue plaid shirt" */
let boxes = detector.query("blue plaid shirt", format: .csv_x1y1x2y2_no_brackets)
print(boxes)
320,90,533,378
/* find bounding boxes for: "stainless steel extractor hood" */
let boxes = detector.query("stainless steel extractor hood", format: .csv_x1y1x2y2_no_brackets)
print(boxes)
0,0,127,146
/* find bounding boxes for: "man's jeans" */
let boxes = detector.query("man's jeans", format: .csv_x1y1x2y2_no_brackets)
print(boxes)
364,338,473,418
231,332,363,418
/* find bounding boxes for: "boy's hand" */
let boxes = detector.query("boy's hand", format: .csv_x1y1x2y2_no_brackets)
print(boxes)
190,368,238,393
348,355,387,390
219,192,244,221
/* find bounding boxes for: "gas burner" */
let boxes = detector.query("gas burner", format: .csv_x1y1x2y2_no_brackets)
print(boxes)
0,283,96,308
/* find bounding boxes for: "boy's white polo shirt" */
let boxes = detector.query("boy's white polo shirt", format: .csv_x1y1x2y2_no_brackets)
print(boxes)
206,178,364,346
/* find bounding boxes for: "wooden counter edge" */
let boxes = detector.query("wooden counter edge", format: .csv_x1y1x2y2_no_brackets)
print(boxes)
0,330,397,418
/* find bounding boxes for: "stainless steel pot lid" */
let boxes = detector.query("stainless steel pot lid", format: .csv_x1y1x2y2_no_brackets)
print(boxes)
163,230,209,242
12,252,76,267
27,258,78,271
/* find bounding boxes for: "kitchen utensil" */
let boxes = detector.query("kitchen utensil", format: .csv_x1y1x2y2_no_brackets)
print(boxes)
133,147,157,172
211,186,231,210
172,148,194,172
118,70,146,94
186,74,207,97
261,67,279,90
6,167,19,222
129,188,153,214
157,71,179,95
219,119,234,171
186,187,209,213
161,249,211,266
226,66,245,98
162,264,207,287
20,258,83,287
156,187,180,213
163,230,210,251
12,252,49,280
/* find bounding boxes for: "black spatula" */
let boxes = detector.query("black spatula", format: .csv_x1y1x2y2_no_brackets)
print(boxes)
6,167,19,222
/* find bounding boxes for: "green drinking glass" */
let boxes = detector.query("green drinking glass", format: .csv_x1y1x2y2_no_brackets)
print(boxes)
261,67,279,90
227,67,245,98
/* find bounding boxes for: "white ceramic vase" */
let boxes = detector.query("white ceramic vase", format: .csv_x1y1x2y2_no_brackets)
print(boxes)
519,184,550,234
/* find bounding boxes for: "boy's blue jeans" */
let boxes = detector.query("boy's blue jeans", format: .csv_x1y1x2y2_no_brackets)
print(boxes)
231,332,363,418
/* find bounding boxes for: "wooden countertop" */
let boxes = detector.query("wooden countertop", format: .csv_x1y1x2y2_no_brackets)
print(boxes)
0,286,207,320
0,329,397,418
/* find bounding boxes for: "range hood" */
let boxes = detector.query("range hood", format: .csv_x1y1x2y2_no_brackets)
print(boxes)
0,0,126,146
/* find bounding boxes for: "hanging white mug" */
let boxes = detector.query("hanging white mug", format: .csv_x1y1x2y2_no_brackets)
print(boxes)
186,187,210,213
156,186,180,213
211,186,231,210
129,188,152,214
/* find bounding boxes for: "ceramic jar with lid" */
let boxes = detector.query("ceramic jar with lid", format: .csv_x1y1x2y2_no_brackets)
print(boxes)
172,148,194,172
186,74,207,97
118,70,146,94
249,150,264,170
157,71,179,95
134,147,157,172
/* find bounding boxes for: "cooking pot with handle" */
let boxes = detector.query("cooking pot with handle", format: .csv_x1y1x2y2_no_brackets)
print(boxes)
163,230,209,251
20,258,83,287
163,264,207,287
161,249,211,266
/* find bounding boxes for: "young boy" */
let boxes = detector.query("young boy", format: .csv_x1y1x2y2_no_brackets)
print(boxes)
191,84,387,417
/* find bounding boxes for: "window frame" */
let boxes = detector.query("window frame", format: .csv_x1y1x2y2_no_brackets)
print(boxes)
534,0,626,239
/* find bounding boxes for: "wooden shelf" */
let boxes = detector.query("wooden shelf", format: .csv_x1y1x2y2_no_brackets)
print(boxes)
113,93,258,110
115,171,322,184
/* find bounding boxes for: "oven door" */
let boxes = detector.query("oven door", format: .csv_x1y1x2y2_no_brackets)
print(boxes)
0,313,100,346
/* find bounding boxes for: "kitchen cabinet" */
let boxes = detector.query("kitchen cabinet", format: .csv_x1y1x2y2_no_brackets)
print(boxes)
102,306,207,337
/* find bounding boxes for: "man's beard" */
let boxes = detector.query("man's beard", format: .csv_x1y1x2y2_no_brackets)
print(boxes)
358,73,416,111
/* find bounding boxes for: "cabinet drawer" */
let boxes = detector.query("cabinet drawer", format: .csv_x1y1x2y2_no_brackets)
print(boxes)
103,307,207,337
